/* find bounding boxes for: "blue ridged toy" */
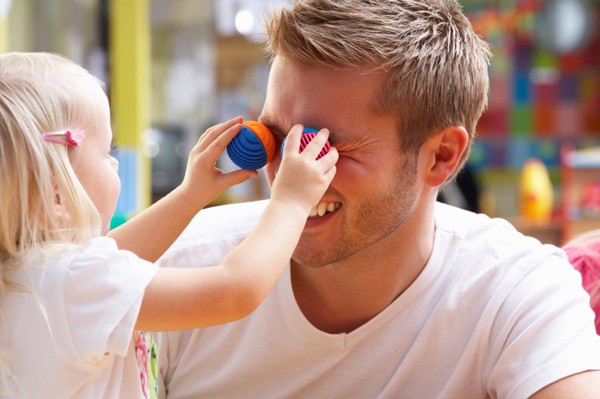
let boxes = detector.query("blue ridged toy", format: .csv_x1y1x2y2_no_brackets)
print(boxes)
226,121,276,170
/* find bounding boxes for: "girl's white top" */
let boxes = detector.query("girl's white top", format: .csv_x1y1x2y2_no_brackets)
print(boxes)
1,236,158,398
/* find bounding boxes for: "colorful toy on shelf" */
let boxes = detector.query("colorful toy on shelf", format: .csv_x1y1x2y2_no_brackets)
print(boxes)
519,157,554,224
226,121,276,170
281,127,331,159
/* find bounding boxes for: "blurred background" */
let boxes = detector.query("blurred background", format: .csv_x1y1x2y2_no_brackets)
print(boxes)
1,0,599,245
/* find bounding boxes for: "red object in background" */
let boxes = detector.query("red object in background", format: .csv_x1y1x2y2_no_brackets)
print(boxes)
533,104,555,136
581,181,600,218
555,103,582,137
559,51,585,73
583,104,600,134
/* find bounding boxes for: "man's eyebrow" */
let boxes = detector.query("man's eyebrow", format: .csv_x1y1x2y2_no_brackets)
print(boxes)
257,119,349,140
257,118,285,137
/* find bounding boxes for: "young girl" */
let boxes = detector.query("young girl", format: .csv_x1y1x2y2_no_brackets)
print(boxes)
0,52,338,398
563,229,600,335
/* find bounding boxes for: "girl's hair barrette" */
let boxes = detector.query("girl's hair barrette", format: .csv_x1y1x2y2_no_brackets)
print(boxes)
41,130,85,147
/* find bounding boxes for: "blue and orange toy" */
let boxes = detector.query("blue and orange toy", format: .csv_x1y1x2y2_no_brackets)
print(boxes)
227,121,276,170
227,122,330,169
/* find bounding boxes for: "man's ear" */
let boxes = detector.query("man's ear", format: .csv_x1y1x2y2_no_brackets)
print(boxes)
420,126,468,187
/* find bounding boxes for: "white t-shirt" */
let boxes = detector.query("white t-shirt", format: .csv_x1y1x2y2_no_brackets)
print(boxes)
156,201,600,399
1,236,158,398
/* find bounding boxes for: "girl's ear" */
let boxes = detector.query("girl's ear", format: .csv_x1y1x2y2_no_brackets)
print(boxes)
51,182,71,225
420,126,468,187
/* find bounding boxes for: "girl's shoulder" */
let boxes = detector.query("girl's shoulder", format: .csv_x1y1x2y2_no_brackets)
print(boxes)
66,236,157,281
10,236,157,295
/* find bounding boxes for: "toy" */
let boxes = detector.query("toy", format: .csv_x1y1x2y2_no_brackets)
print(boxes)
519,157,554,224
226,121,276,170
227,122,331,170
281,127,331,159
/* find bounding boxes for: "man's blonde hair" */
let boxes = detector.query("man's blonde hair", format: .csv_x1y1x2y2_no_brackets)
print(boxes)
0,52,101,267
264,0,491,172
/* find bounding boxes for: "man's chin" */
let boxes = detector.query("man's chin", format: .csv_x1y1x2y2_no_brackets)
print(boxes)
292,246,343,269
291,253,327,269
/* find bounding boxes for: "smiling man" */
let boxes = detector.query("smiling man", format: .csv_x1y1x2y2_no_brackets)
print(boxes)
157,1,600,398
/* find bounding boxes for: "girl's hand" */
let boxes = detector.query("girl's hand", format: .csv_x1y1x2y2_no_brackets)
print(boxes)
179,117,258,207
270,125,338,213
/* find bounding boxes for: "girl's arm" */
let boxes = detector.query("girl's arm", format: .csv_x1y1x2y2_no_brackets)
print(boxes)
107,117,257,262
135,125,338,331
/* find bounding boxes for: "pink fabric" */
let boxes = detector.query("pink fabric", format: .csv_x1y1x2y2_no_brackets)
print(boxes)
564,240,600,335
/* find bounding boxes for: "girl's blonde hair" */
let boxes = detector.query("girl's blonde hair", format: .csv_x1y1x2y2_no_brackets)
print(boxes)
0,52,103,282
566,229,600,247
264,0,491,177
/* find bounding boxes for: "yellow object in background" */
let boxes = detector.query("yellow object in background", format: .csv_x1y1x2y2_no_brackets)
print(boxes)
109,0,151,213
0,0,9,53
520,158,554,224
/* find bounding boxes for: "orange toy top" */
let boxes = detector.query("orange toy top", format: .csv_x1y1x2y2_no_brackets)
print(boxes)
243,121,276,163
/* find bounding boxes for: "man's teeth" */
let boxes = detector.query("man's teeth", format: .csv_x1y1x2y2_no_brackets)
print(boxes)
309,202,341,217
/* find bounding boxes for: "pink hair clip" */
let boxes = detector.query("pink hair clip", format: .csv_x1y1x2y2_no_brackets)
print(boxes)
41,130,85,147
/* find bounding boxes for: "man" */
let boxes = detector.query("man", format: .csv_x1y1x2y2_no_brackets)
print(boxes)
157,1,600,397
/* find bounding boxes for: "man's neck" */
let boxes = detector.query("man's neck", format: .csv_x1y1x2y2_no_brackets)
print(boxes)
290,210,435,334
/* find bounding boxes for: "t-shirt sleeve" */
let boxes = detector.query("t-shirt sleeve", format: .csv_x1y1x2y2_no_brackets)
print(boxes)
485,253,600,399
62,236,159,364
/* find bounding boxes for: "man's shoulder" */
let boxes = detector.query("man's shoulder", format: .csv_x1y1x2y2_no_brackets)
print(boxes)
193,200,267,229
434,201,567,268
180,199,267,243
434,201,507,237
159,200,268,266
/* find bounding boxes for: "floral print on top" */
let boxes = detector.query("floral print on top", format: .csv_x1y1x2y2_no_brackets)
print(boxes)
135,331,158,399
